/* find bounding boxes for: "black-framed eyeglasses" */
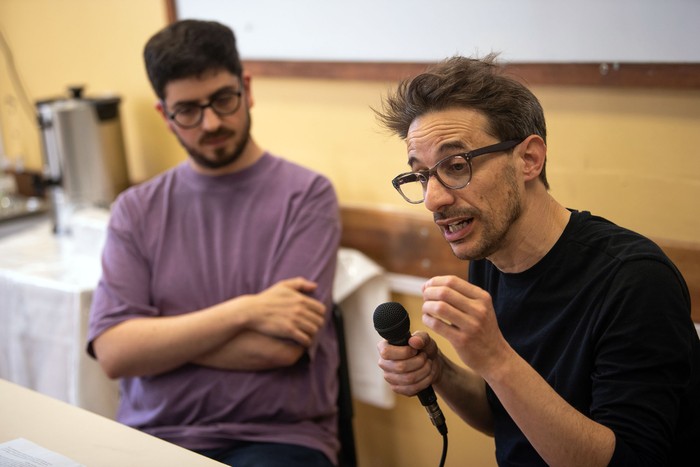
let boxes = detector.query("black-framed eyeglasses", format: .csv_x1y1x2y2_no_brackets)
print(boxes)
391,138,525,204
166,89,243,129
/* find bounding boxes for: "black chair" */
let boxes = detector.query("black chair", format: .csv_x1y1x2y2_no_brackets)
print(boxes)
333,304,358,467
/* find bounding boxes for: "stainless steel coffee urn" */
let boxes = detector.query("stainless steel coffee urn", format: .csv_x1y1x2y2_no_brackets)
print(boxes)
37,86,129,234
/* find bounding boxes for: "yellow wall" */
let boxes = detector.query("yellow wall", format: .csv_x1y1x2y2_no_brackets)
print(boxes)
1,1,699,466
2,1,699,244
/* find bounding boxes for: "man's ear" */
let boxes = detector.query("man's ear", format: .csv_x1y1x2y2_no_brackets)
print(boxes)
242,72,253,109
155,101,177,132
519,135,547,182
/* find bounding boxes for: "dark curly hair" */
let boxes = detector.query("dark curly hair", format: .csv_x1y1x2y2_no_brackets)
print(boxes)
144,19,243,101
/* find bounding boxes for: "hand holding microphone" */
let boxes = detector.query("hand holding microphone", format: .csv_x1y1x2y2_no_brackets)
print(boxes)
373,301,448,436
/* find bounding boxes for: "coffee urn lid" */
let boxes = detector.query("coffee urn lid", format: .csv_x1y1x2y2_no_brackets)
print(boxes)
36,85,121,120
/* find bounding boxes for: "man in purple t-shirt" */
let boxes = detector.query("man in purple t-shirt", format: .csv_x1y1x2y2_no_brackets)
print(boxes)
87,20,341,467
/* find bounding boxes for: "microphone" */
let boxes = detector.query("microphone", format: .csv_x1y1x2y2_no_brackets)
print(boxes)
373,301,448,435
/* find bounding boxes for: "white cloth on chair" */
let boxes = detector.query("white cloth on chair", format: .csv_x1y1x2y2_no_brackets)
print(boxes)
333,248,395,409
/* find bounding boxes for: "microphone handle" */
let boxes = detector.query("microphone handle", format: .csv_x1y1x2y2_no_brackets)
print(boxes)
387,334,448,435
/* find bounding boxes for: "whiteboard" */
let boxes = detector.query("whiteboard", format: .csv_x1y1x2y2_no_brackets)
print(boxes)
175,0,700,64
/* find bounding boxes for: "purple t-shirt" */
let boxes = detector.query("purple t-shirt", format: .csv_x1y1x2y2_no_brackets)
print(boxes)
87,153,341,462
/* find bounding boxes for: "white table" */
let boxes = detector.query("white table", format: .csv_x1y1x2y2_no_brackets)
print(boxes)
0,212,119,419
0,378,225,466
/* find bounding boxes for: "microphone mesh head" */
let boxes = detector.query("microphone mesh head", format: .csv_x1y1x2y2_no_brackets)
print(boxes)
373,301,410,341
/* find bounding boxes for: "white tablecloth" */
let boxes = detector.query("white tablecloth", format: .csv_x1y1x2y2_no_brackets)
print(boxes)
0,213,119,419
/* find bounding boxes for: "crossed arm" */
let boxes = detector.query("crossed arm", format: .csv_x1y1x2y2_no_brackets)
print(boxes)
92,277,327,378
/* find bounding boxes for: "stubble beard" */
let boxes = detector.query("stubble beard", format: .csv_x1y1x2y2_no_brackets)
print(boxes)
453,164,522,261
179,109,252,170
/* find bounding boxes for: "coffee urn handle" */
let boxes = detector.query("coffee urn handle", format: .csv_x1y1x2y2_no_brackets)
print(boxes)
68,85,85,99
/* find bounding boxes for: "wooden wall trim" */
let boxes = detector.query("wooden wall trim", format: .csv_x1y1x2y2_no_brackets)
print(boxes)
243,60,700,89
339,205,700,323
164,0,177,23
340,205,465,280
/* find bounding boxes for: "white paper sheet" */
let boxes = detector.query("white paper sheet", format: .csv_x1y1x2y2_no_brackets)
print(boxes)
0,438,84,467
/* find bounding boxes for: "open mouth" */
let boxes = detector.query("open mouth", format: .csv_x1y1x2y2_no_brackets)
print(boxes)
447,218,473,233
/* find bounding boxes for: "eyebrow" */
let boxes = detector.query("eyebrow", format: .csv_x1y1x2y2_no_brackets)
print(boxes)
170,85,239,108
407,141,470,169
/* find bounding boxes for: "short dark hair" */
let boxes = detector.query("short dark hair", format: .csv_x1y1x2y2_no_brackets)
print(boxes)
375,53,549,188
144,19,243,100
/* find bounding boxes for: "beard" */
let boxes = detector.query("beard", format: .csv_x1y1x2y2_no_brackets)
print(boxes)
178,108,252,170
448,163,522,261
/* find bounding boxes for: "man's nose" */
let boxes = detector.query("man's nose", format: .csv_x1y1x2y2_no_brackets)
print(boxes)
424,176,454,212
201,106,223,132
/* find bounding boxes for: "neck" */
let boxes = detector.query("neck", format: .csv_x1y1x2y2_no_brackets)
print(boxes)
488,191,571,274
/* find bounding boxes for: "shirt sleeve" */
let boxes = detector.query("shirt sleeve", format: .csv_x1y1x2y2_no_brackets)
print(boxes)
264,175,341,357
594,257,695,465
86,192,158,357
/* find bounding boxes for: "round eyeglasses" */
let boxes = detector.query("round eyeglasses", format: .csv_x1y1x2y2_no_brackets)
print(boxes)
166,89,243,129
391,138,525,204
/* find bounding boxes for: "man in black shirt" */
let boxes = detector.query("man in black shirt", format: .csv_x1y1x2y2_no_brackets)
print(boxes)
374,54,700,466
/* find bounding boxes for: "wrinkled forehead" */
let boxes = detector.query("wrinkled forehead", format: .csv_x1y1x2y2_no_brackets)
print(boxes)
406,108,491,167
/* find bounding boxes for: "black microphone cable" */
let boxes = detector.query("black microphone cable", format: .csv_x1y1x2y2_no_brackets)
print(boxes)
440,430,448,467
